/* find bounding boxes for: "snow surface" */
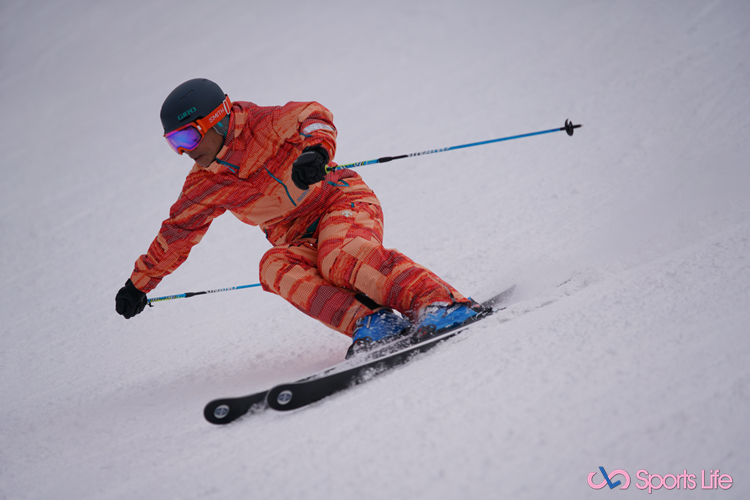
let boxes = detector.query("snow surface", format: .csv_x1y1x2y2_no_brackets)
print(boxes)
2,0,750,498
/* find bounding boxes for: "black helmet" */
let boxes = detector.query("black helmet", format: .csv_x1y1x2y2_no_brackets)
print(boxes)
160,78,227,134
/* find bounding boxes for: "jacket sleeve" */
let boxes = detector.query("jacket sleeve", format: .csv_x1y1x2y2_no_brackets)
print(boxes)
130,175,226,293
273,101,337,160
298,102,337,159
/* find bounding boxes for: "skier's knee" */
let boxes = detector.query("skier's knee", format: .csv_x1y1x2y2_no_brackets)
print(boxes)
318,247,340,282
258,247,288,291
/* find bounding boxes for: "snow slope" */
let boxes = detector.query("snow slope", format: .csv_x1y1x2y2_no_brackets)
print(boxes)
1,0,749,498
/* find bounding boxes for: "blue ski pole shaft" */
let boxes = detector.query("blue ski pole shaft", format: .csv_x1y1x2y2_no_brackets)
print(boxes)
148,283,262,305
328,119,581,172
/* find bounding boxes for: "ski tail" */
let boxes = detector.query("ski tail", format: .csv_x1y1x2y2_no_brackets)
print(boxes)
204,391,268,425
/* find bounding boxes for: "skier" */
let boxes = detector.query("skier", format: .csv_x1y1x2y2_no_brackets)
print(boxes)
115,78,484,356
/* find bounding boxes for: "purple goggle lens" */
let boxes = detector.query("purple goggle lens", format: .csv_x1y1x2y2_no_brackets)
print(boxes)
165,125,203,154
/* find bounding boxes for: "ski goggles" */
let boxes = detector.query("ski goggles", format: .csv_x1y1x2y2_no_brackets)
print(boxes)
164,95,232,154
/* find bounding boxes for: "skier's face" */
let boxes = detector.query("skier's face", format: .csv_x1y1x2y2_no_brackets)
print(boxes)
186,128,225,168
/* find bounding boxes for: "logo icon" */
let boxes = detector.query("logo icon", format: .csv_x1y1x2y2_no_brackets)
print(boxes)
177,107,197,122
277,390,293,405
213,404,230,419
588,467,631,490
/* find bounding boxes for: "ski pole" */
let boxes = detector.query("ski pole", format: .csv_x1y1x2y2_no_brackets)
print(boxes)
328,119,581,172
148,283,262,305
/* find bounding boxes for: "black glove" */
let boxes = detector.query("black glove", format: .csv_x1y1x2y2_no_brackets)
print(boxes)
291,145,330,190
115,279,148,319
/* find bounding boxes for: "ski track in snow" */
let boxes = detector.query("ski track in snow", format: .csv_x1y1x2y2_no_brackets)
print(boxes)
1,0,749,498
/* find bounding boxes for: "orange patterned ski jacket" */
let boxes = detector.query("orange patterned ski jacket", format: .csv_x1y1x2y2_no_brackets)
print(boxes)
130,100,378,293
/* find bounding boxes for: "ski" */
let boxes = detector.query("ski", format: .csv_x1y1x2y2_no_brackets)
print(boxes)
204,285,515,424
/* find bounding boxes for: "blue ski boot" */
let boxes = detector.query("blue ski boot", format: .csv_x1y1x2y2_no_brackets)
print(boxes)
414,300,488,340
346,309,411,359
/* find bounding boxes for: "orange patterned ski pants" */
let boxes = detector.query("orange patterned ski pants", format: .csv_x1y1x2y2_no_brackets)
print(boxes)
259,198,467,337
